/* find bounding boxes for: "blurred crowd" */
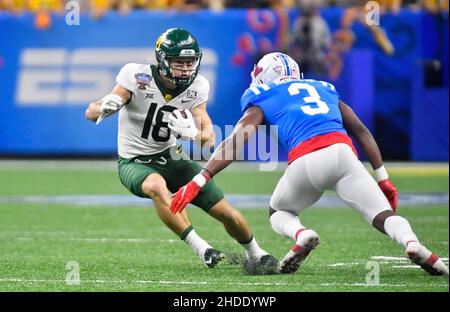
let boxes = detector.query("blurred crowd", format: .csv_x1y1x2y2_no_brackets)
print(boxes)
283,0,447,80
1,0,447,80
0,0,448,14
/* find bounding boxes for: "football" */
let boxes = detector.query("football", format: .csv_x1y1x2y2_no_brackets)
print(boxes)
172,109,188,119
179,109,188,119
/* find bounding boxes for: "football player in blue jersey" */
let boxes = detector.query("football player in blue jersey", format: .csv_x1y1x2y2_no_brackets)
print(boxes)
169,52,448,276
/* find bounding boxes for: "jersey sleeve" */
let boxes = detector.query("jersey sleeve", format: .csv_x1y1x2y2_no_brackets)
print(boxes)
240,88,259,113
116,63,138,93
190,75,210,109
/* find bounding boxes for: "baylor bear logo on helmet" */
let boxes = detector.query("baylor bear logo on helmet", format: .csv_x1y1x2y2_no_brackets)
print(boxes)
155,28,202,86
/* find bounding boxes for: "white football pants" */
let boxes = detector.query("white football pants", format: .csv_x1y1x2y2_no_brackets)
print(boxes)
270,143,392,223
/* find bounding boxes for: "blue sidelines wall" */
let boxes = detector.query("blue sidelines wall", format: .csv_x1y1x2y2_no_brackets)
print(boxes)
0,9,448,160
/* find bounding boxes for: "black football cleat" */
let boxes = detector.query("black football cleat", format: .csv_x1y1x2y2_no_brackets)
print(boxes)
203,248,225,268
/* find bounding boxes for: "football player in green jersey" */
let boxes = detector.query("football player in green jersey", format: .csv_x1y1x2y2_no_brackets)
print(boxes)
85,28,278,274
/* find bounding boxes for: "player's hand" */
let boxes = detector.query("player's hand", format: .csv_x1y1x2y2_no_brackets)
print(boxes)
378,179,398,212
170,173,210,214
168,109,199,141
100,94,123,115
97,94,123,124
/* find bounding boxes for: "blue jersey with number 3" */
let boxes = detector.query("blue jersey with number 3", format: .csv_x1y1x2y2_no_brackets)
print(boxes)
240,78,348,152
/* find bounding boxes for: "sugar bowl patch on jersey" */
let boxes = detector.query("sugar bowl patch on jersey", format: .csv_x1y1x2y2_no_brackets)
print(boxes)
135,73,152,90
179,90,197,105
187,90,197,99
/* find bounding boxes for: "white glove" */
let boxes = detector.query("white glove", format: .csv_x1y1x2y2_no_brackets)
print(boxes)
96,94,123,125
168,109,199,141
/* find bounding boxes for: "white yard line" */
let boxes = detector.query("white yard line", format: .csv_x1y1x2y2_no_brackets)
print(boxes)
317,282,446,287
2,254,448,288
371,256,410,261
330,256,449,268
329,262,361,267
0,278,447,288
371,256,449,262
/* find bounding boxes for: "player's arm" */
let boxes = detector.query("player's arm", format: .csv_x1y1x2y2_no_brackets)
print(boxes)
169,106,265,214
339,100,398,211
202,106,264,177
339,100,383,169
85,85,131,123
191,103,215,148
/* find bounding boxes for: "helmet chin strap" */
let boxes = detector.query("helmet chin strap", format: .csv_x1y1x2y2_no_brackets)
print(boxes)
162,70,194,87
158,68,178,88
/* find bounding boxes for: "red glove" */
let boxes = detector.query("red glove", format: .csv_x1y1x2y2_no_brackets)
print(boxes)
170,173,210,214
378,179,398,212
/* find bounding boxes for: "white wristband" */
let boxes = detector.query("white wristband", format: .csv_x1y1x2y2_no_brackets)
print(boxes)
193,173,207,187
374,165,389,182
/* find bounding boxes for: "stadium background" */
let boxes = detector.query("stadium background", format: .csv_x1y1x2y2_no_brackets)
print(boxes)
0,1,448,160
0,1,448,293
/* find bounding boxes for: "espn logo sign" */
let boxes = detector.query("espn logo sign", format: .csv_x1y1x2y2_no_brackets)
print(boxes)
16,48,217,106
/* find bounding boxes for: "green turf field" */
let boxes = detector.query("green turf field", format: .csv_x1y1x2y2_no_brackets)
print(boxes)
0,162,448,291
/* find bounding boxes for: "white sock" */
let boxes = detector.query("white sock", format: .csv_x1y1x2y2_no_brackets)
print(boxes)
240,237,268,260
270,210,305,241
384,216,419,248
184,229,212,259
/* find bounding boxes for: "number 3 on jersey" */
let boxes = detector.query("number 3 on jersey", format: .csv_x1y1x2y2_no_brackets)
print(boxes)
288,83,330,116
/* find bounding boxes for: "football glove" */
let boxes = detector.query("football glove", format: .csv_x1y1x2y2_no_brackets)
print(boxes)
96,94,123,125
168,109,199,141
378,179,398,212
375,165,398,212
170,173,210,214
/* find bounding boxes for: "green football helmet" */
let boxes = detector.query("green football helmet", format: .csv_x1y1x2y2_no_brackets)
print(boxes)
155,28,202,86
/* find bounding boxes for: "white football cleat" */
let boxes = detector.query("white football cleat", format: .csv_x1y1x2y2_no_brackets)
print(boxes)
406,243,449,276
279,229,320,274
